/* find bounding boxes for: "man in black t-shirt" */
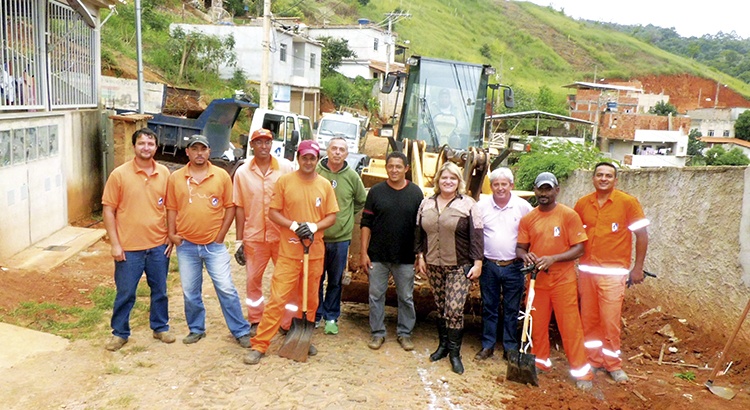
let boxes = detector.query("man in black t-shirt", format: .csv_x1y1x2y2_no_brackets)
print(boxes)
360,151,424,351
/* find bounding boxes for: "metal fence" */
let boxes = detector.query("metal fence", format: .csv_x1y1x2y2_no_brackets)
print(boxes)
1,0,96,111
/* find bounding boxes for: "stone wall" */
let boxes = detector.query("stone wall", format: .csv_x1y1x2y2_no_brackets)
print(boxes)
557,166,750,343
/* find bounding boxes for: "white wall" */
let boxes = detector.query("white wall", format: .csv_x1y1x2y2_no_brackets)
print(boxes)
307,26,392,63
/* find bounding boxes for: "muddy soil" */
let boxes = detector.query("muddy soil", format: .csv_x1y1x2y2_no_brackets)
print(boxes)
1,225,750,409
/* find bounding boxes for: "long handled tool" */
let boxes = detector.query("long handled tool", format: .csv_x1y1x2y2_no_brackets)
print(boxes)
506,265,539,386
278,236,314,362
705,297,750,400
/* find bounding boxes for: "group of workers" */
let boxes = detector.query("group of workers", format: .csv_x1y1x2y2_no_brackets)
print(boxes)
102,126,648,391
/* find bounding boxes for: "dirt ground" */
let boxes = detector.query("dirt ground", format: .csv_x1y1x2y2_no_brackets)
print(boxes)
2,224,750,409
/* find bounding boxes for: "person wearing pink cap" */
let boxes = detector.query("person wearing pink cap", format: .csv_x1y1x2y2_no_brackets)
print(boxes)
245,139,339,365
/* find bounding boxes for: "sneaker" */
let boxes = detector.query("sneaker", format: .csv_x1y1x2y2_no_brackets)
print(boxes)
324,320,339,335
249,323,259,337
314,318,323,329
368,336,385,350
105,336,127,351
182,332,206,344
152,331,176,344
308,344,318,356
397,336,415,351
609,369,629,383
243,349,264,365
576,380,593,391
237,334,251,348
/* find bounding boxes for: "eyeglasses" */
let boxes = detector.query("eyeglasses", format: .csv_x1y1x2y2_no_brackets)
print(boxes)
252,139,273,146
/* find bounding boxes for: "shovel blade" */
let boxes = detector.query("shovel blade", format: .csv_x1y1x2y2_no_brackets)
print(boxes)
277,316,314,362
706,380,737,400
506,350,539,387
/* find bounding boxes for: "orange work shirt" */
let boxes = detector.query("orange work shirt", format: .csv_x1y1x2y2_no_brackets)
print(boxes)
518,204,587,290
574,189,647,272
233,156,294,243
270,172,339,260
102,159,169,251
166,162,233,245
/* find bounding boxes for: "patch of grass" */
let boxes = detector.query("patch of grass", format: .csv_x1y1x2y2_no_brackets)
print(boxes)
105,364,124,375
107,395,136,408
135,360,155,368
674,371,696,381
127,345,147,354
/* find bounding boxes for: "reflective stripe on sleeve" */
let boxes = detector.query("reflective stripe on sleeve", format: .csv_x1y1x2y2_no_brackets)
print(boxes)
628,219,650,231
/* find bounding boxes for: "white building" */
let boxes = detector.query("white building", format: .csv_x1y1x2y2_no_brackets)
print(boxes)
686,107,749,138
1,0,117,260
618,129,689,168
171,22,322,122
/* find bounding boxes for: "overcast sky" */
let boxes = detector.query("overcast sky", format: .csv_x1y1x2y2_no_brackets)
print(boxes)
524,0,750,39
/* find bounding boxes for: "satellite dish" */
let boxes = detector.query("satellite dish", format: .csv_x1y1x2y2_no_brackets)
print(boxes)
66,0,96,29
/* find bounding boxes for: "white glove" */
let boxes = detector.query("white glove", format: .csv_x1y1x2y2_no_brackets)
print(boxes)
289,221,299,232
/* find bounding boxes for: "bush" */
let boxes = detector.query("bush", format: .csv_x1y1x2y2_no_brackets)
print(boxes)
705,145,750,166
513,139,613,190
321,73,377,110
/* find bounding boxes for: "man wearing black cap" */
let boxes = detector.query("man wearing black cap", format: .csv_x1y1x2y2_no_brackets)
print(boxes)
515,172,594,391
166,135,252,347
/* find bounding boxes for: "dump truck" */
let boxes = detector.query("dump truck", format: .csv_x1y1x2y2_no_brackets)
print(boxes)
315,111,370,174
343,55,516,316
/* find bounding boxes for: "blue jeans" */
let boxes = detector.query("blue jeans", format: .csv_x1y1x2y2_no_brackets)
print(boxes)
368,262,416,337
111,244,170,339
316,240,350,322
176,240,250,338
480,259,525,352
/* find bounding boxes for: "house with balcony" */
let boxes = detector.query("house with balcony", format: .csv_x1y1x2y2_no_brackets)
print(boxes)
1,0,118,260
172,20,322,122
566,81,690,167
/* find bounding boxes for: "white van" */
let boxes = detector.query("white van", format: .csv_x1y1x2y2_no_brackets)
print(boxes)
249,109,314,161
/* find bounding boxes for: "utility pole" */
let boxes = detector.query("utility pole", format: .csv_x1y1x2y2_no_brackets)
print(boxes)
135,0,144,114
260,0,271,109
383,12,411,77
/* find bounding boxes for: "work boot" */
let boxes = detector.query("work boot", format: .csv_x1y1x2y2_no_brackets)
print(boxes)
308,344,318,356
368,336,385,350
609,369,629,383
430,320,449,362
244,349,264,365
447,327,465,375
152,331,176,344
248,323,259,337
397,335,414,351
576,380,593,391
182,332,206,344
474,347,494,361
236,334,251,348
105,336,128,352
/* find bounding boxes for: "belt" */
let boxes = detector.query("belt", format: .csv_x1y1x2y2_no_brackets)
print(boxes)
486,258,519,267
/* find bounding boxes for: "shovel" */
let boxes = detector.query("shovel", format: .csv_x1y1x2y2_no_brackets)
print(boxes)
278,236,315,362
506,266,539,387
705,297,750,400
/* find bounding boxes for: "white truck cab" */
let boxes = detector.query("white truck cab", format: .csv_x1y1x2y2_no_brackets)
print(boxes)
316,112,364,153
249,109,314,161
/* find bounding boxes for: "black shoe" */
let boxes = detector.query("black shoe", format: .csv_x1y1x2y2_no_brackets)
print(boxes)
474,348,494,360
430,320,449,362
447,327,464,375
249,323,259,337
182,332,206,344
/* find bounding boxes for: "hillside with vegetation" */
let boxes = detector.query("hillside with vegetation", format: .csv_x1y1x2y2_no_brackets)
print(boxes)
100,0,750,113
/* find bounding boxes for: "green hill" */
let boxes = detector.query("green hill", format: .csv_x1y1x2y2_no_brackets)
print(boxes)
101,0,750,104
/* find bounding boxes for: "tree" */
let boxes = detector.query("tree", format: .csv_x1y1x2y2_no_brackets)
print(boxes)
734,110,750,141
687,128,706,166
704,145,750,166
168,27,236,81
649,100,678,116
317,36,356,77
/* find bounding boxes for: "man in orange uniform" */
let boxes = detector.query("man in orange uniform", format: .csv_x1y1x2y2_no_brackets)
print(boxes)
102,128,175,351
233,128,295,336
516,172,593,391
167,135,251,347
244,140,338,365
575,162,649,383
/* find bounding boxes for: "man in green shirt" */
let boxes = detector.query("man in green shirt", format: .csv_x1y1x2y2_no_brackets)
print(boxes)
315,137,367,335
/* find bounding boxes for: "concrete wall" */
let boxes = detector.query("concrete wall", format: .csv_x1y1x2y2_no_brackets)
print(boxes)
64,110,105,224
557,166,750,342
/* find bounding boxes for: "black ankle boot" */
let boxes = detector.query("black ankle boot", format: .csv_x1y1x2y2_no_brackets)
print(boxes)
447,327,464,374
430,320,449,362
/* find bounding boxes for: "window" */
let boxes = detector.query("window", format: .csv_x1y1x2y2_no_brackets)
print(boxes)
723,130,730,137
310,53,315,69
280,44,287,62
373,38,378,51
708,129,715,136
0,0,96,111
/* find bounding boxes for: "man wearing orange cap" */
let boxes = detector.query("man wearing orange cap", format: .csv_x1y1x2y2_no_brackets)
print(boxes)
244,140,338,365
233,128,295,337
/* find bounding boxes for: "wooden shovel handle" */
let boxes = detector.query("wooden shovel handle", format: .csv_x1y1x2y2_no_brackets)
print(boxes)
300,236,313,314
707,298,750,382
